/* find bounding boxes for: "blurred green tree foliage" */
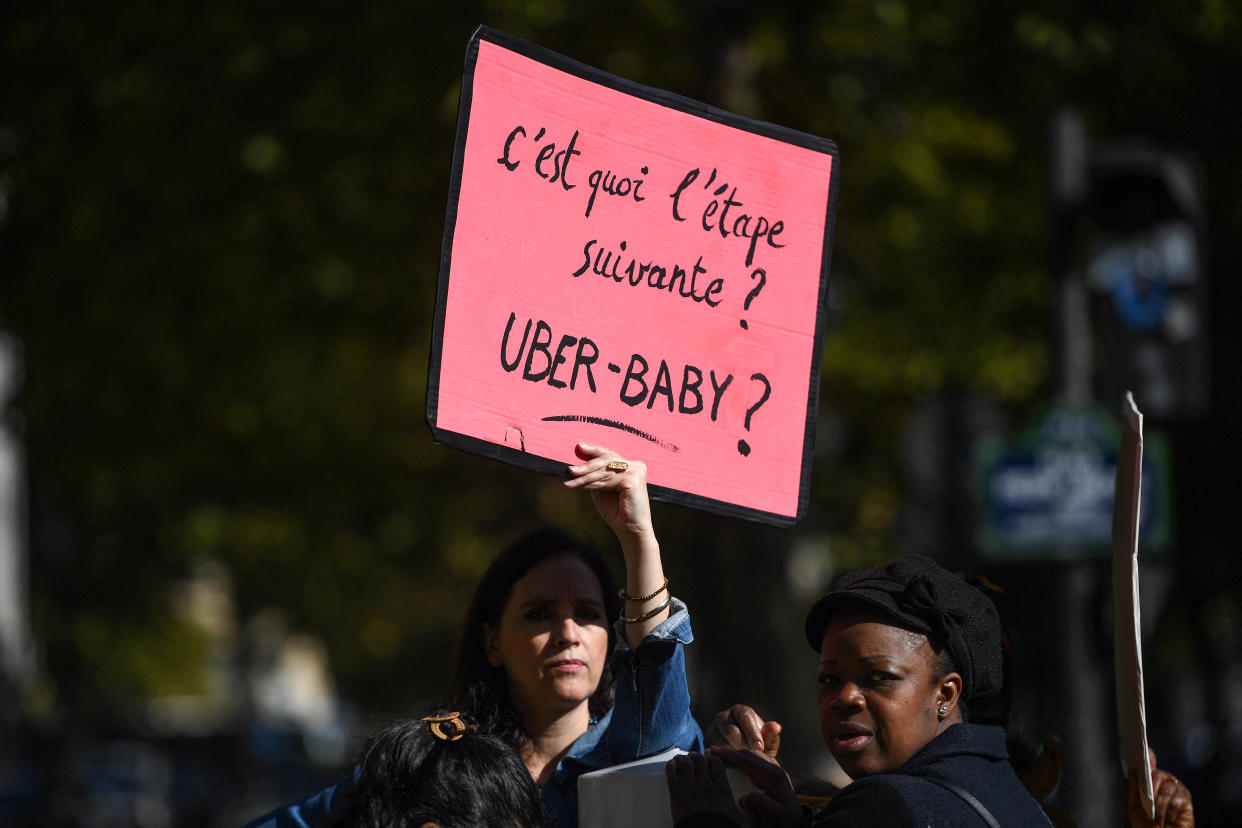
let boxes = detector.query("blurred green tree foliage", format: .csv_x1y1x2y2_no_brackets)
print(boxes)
3,0,1240,731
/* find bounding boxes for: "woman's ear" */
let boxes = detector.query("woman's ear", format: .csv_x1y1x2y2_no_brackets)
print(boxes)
937,672,964,720
482,623,503,668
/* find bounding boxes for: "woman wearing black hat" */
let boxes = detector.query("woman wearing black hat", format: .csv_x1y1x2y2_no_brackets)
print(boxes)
667,554,1051,827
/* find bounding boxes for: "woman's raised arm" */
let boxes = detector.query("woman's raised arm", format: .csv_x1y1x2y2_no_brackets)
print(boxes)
563,442,669,648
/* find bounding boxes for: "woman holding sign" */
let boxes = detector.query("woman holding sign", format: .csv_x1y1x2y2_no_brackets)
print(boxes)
244,442,702,828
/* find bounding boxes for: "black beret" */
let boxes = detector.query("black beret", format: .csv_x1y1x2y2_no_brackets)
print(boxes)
804,554,1002,701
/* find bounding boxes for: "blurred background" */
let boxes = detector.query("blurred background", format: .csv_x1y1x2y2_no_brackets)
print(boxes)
3,1,1240,825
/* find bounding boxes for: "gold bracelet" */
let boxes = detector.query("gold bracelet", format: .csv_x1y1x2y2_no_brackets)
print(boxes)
619,577,668,602
620,594,672,624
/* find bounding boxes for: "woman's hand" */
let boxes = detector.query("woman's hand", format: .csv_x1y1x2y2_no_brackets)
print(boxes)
705,705,782,762
1127,750,1193,828
667,752,746,825
564,442,667,646
564,442,654,543
711,747,805,828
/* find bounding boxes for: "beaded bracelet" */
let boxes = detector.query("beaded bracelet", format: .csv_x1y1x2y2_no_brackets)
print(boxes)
620,594,672,624
618,577,669,603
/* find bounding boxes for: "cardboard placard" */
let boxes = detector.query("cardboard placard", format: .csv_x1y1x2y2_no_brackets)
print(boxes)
1111,392,1155,818
427,27,839,525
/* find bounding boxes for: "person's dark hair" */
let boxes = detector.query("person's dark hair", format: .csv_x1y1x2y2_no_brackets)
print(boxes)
447,527,622,748
330,713,542,828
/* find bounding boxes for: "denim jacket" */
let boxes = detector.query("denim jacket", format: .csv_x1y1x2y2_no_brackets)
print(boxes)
542,597,702,826
243,598,702,828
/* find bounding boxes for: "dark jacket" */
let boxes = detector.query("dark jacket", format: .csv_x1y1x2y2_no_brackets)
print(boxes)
812,723,1050,827
675,724,1049,828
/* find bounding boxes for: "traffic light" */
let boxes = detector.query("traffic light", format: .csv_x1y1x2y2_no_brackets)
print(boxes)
1084,142,1208,420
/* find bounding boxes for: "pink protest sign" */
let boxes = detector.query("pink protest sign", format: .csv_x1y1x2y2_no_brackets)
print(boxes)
427,27,839,526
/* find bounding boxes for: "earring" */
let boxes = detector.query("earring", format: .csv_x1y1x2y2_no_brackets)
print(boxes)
937,704,948,716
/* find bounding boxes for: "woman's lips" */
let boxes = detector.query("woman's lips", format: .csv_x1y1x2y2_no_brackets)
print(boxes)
549,659,586,672
830,724,873,752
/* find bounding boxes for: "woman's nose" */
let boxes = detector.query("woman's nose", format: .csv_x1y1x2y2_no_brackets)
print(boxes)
555,616,581,645
831,682,864,710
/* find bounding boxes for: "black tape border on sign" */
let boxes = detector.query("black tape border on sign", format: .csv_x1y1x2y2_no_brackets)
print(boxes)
427,25,841,529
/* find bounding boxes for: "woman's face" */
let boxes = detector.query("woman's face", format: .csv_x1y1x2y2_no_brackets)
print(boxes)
817,608,952,779
484,554,610,723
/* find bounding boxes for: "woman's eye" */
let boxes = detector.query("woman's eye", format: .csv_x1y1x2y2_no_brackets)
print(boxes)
818,674,839,686
576,606,602,622
524,607,550,621
868,672,895,684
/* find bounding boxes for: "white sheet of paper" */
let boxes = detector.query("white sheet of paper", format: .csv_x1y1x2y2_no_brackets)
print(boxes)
1111,391,1155,819
577,748,759,828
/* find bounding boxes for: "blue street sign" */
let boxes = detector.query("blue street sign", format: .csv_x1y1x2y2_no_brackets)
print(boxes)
976,403,1171,559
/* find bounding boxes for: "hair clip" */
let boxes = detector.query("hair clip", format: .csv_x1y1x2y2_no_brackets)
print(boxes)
422,712,474,742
